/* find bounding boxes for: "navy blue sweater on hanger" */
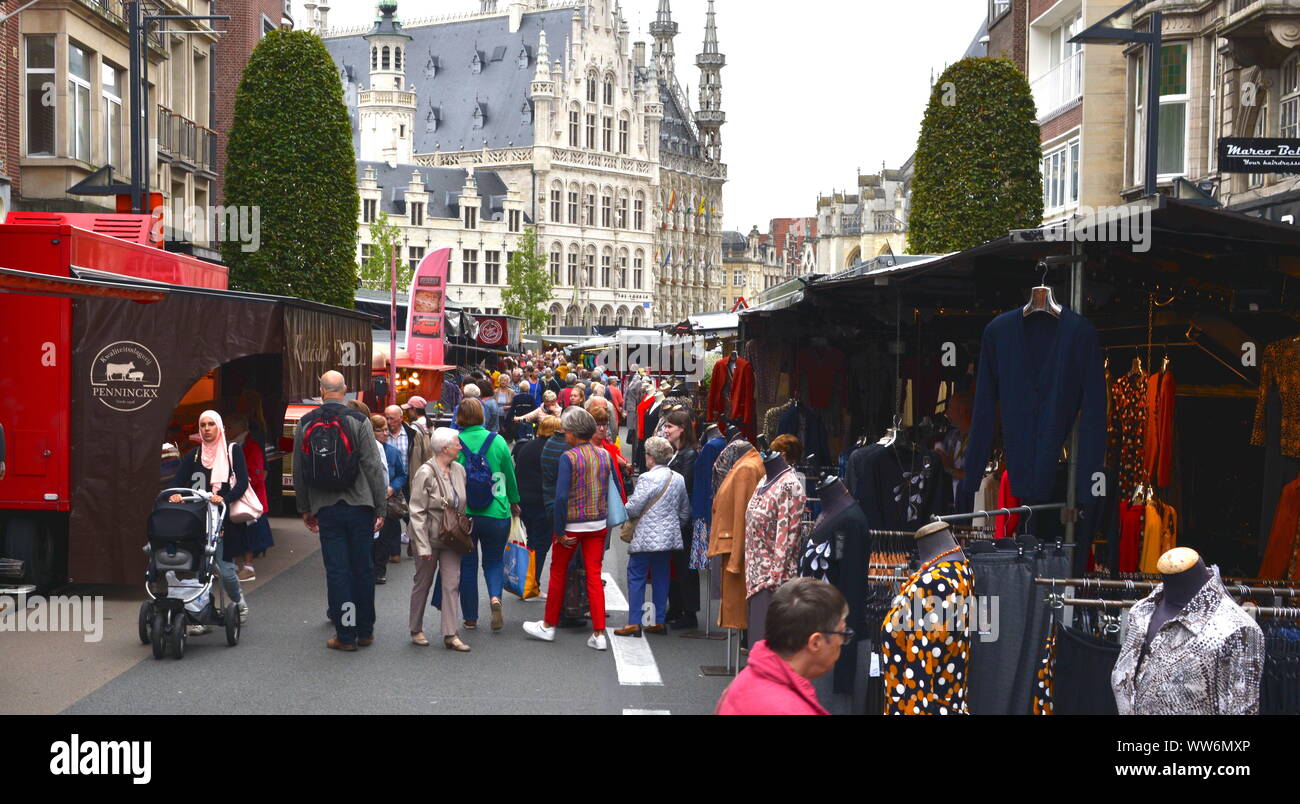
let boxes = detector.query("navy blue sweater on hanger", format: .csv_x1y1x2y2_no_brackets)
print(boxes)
958,306,1106,508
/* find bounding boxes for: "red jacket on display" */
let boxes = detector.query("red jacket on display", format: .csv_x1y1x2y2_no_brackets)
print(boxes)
707,356,755,428
715,640,829,715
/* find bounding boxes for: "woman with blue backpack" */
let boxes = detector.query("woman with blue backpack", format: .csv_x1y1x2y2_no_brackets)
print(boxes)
432,398,520,631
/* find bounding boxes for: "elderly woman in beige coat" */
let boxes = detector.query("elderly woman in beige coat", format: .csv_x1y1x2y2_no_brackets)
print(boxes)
408,427,472,651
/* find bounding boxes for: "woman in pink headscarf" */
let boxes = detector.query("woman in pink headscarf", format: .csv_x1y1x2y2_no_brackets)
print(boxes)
168,410,249,624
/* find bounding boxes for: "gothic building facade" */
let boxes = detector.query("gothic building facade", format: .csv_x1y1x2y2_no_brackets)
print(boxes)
314,0,726,331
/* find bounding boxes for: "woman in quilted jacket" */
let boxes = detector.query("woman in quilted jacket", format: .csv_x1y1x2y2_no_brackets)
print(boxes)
613,437,691,638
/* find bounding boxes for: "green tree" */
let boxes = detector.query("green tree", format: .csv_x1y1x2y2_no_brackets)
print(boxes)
358,212,409,291
222,30,358,308
501,226,553,334
907,58,1044,255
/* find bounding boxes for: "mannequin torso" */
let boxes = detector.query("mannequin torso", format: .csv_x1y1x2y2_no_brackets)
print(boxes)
915,521,965,567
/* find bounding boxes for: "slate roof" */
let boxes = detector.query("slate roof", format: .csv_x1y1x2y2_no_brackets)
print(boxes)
963,19,989,59
357,160,528,223
326,7,577,153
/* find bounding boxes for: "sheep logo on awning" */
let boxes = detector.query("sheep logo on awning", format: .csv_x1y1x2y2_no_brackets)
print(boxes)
91,341,161,412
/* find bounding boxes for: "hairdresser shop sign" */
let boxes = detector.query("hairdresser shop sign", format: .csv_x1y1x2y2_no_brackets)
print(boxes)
1219,138,1300,174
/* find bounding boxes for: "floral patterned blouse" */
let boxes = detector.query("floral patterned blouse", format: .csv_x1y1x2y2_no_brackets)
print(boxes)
1108,373,1147,499
880,557,974,715
743,467,807,598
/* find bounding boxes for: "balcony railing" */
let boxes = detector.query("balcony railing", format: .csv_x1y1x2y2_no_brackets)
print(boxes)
157,106,217,172
1031,51,1083,120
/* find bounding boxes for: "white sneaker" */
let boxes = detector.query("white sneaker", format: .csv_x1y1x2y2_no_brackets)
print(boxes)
186,624,212,636
237,598,249,624
587,632,608,651
522,620,555,642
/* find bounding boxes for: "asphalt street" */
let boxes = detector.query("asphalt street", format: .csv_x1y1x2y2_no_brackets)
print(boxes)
62,521,736,715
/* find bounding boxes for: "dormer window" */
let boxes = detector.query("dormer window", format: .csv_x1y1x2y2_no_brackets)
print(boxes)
517,46,531,69
425,103,440,133
425,52,438,79
521,99,533,124
472,101,487,129
471,51,483,73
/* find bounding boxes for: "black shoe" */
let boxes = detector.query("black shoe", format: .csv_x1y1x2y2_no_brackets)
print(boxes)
667,615,698,630
375,575,387,585
556,616,588,629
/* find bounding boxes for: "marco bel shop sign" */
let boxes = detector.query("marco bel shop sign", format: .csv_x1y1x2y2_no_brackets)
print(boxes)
1219,138,1300,174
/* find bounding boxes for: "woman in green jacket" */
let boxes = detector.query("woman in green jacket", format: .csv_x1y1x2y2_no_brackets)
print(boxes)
432,398,521,631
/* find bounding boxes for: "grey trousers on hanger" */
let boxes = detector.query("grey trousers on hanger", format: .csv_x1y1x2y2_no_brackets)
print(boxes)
967,551,1033,715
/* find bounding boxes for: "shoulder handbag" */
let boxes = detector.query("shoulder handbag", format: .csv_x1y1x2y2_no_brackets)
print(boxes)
621,471,672,544
429,466,474,554
227,444,265,524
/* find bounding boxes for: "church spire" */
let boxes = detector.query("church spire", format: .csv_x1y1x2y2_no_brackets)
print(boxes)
649,0,678,77
694,0,725,163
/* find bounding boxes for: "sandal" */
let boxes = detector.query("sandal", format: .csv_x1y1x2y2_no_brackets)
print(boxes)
444,636,471,652
411,632,430,646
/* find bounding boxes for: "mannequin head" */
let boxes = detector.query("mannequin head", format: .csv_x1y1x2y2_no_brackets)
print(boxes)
766,578,850,682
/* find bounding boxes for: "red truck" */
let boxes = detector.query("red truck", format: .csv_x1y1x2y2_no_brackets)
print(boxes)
0,212,372,590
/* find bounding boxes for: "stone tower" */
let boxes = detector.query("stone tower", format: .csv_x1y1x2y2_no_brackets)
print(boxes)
359,0,416,164
695,0,725,164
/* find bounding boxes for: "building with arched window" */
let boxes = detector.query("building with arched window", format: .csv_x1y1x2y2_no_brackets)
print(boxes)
317,0,726,335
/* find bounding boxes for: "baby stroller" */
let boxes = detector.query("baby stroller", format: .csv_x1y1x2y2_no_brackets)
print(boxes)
137,488,240,659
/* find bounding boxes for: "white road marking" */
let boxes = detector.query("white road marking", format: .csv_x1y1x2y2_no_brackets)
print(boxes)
602,571,629,612
623,708,671,715
602,573,662,686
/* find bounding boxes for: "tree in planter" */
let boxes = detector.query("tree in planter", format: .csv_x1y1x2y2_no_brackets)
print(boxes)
907,58,1044,255
501,226,553,334
222,30,358,308
359,212,409,292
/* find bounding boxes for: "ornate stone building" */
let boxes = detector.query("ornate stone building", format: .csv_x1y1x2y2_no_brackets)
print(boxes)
316,0,726,331
812,164,911,273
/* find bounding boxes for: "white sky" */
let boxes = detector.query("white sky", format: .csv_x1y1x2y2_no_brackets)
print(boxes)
296,0,987,233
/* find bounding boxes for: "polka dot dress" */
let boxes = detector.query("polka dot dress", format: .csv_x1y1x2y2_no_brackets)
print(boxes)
1032,627,1056,716
880,558,974,715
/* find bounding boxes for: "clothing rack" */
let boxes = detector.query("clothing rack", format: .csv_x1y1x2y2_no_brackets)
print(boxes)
1059,597,1300,619
1035,577,1300,598
1099,571,1300,587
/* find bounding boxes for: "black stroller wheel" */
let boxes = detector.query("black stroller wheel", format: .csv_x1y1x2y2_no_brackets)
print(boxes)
225,603,240,646
167,611,186,660
138,601,153,644
150,611,166,660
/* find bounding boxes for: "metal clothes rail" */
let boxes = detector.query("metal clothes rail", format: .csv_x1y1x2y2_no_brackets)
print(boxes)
1035,577,1300,598
1060,597,1300,618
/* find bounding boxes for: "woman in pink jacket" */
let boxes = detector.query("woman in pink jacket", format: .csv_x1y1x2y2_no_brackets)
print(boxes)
715,578,848,715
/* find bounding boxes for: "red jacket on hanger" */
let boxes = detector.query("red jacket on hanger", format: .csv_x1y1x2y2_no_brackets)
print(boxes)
1143,370,1175,488
707,356,754,428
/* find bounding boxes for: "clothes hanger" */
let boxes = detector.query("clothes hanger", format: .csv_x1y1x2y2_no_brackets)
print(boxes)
1022,262,1063,318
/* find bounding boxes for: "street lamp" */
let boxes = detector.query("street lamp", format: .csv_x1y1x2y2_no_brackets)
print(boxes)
1070,1,1161,198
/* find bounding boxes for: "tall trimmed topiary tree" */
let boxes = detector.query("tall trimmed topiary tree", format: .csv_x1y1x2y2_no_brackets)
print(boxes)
907,58,1044,255
222,30,358,308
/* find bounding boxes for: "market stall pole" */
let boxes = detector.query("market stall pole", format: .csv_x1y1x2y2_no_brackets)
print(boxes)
389,244,399,407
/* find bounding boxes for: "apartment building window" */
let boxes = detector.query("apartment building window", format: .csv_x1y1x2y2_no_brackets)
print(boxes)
462,249,479,284
550,185,563,221
602,116,613,151
587,75,597,102
567,189,579,224
601,193,612,227
363,198,377,222
569,109,580,146
618,118,629,154
1135,43,1191,182
409,246,425,271
989,0,1010,22
360,243,372,261
586,114,596,149
618,251,628,288
584,192,596,226
410,201,424,226
601,252,612,287
508,209,521,232
550,246,562,284
24,36,56,156
1033,13,1082,118
102,62,124,169
633,253,644,289
603,77,614,105
567,251,578,286
583,250,594,286
465,205,477,229
1042,137,1080,213
733,270,744,286
616,195,628,229
68,42,93,162
1281,55,1299,139
485,250,501,284
1250,99,1269,190
634,194,645,230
